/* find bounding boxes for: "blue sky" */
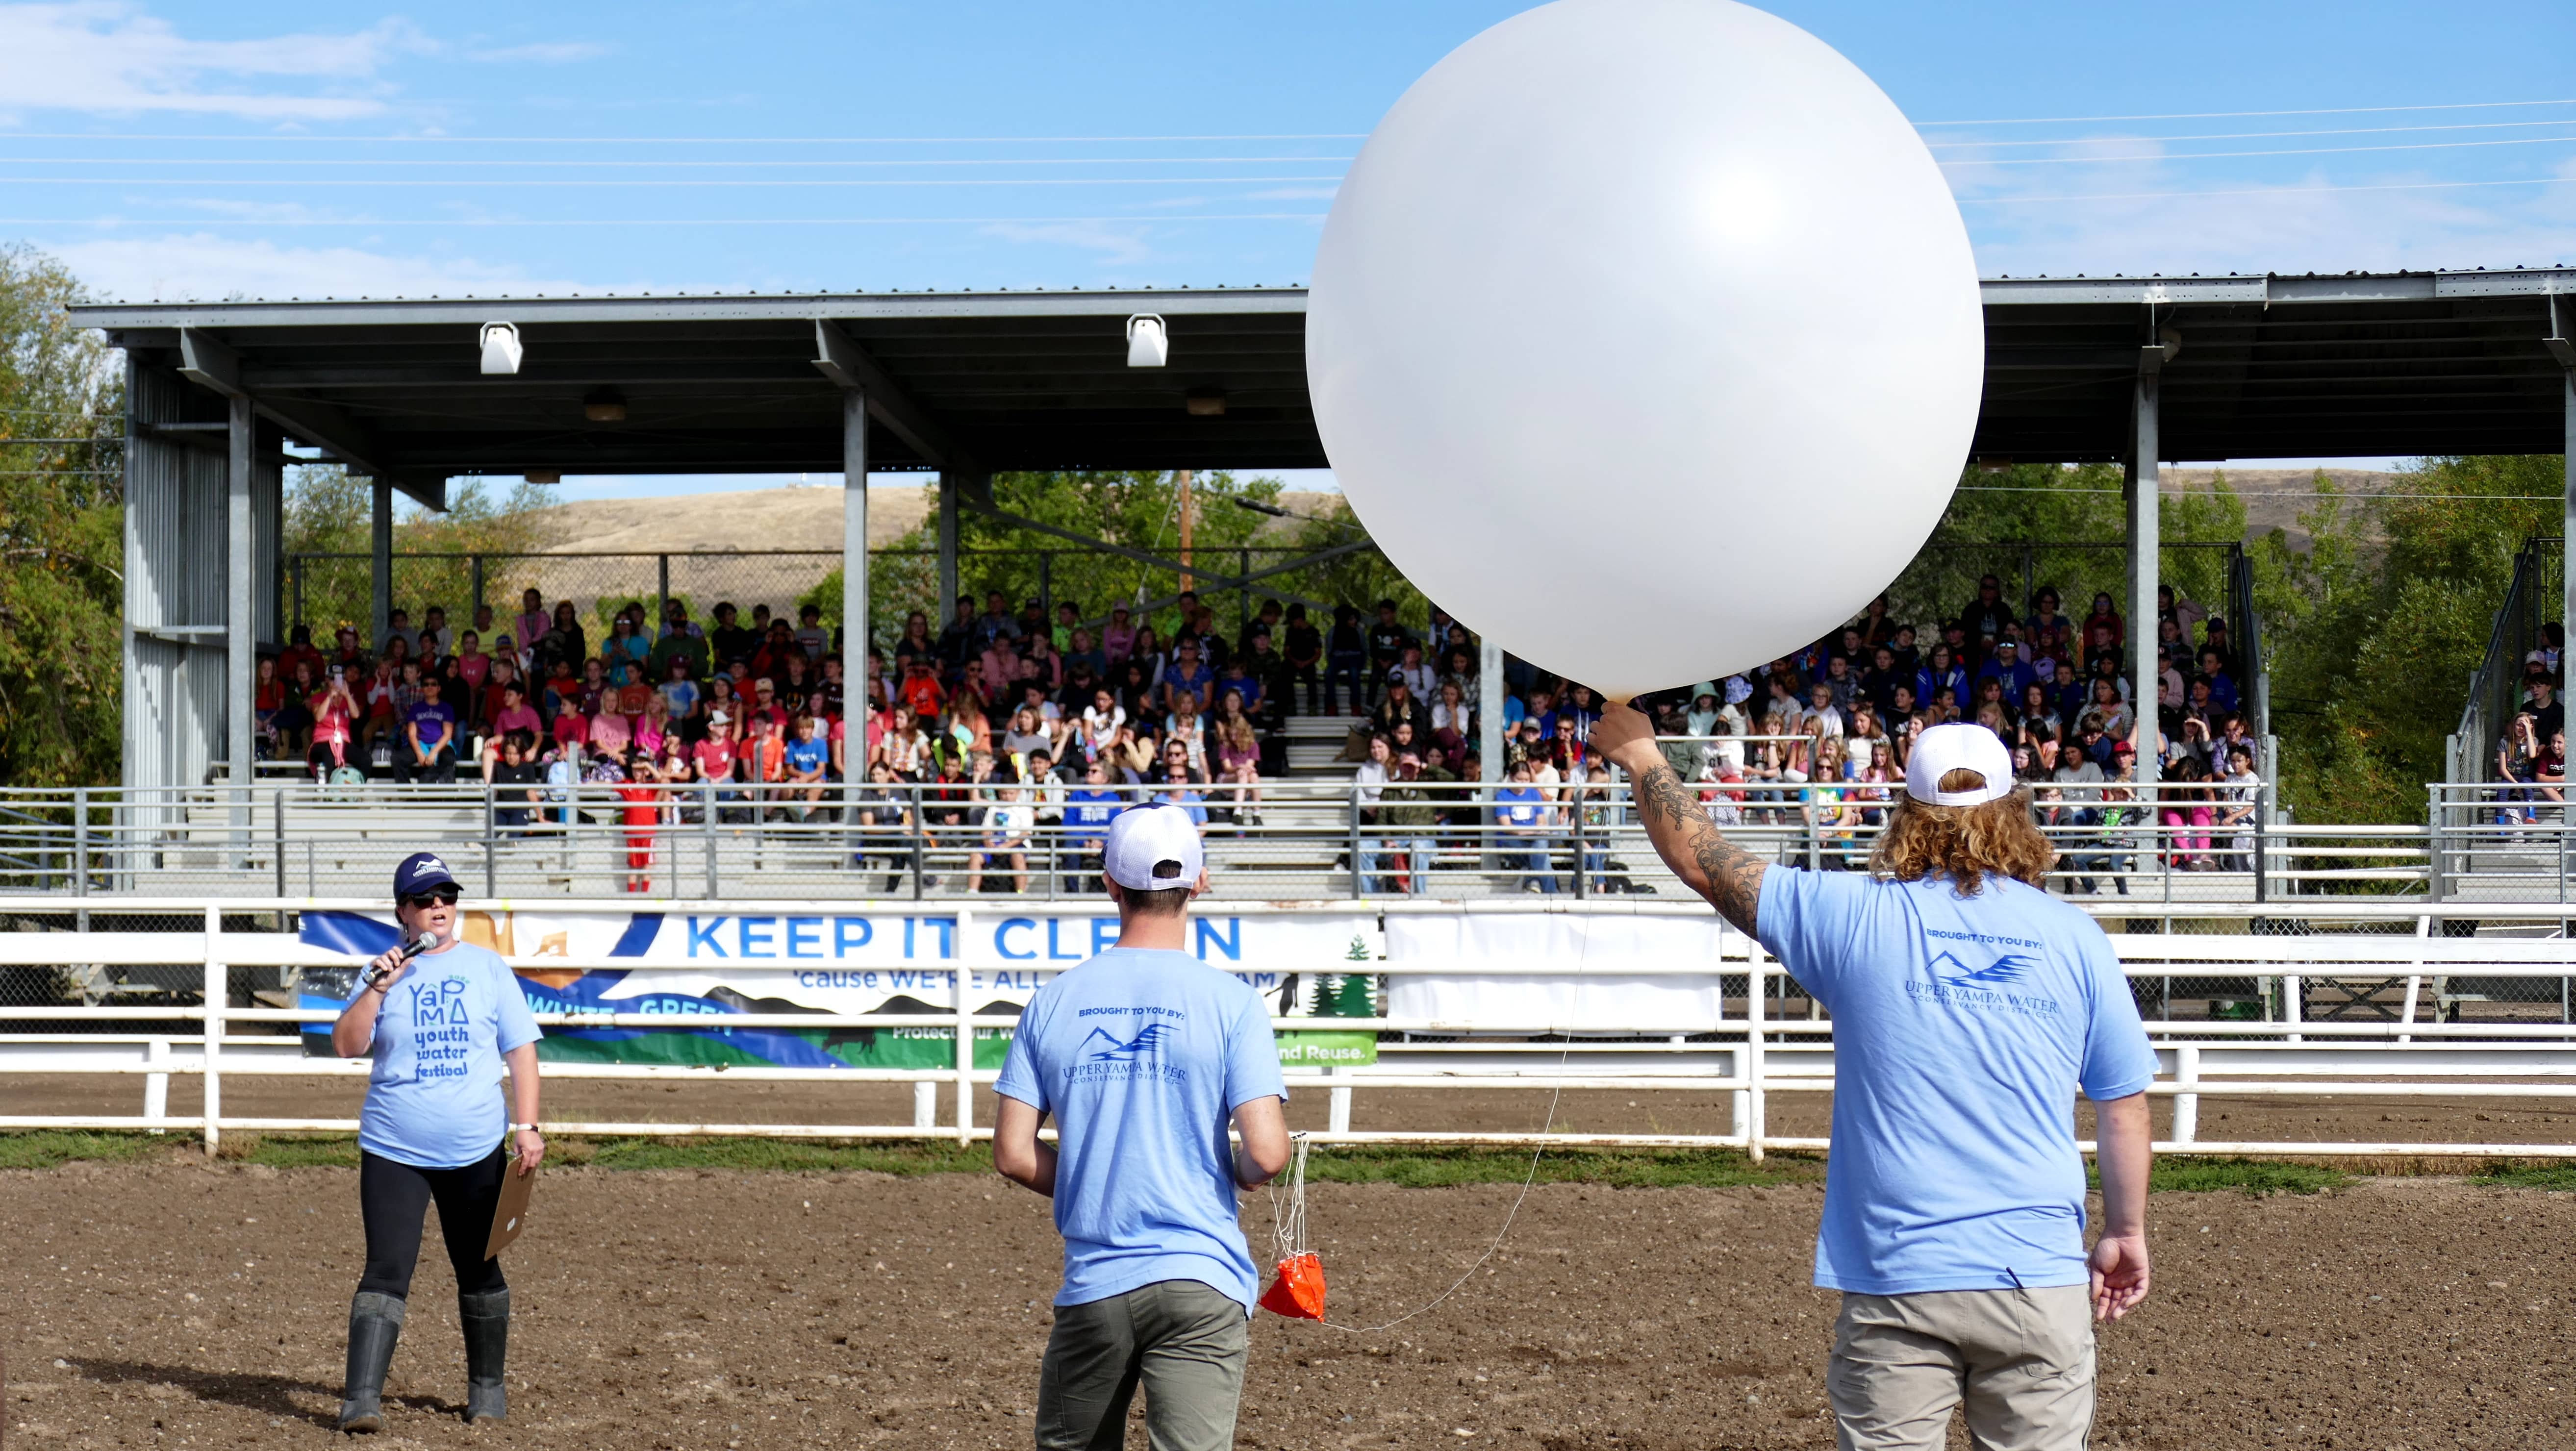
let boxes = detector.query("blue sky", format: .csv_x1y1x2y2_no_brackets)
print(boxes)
6,0,2572,493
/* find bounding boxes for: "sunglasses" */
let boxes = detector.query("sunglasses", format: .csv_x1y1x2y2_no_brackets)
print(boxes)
401,886,460,909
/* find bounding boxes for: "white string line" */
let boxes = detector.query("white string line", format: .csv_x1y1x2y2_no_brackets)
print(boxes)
1309,850,1605,1337
7,132,2571,183
1959,175,2576,204
1939,133,2576,167
4,121,2564,169
1915,98,2576,126
1959,486,2566,501
0,131,1374,144
0,175,1347,188
0,213,1331,226
1925,117,2576,150
0,154,1357,169
13,100,2576,144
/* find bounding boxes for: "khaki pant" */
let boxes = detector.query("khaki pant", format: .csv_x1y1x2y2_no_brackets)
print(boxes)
1036,1279,1248,1451
1828,1285,2096,1451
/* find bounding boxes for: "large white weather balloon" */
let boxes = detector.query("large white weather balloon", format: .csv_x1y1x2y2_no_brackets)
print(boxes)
1308,0,1982,700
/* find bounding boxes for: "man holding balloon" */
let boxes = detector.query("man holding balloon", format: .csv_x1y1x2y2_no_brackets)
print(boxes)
1598,702,2153,1450
1311,1,2153,1442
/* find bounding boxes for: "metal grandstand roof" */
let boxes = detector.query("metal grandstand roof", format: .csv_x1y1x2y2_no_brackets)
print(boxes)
73,266,2576,495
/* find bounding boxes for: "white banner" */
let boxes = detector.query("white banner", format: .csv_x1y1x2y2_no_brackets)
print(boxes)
1384,912,1745,1031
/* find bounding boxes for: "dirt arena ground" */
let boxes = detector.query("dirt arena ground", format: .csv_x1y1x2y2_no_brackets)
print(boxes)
5,1161,2571,1451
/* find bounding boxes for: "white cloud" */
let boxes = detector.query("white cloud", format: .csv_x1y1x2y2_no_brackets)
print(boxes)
977,219,1158,267
0,2,429,119
50,231,597,301
1945,133,2576,276
463,41,612,64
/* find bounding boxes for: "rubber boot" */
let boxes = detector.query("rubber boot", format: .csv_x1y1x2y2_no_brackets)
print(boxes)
459,1288,511,1424
337,1291,406,1433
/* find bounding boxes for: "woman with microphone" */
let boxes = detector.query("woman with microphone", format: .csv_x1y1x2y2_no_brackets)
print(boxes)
331,851,544,1431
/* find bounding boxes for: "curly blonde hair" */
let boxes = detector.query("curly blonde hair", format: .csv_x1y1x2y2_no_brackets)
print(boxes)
1867,768,2056,895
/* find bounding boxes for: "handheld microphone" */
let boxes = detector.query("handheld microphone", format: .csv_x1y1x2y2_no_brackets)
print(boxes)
395,930,441,962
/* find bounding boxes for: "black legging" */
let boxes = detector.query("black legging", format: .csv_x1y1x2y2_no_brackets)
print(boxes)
358,1146,509,1301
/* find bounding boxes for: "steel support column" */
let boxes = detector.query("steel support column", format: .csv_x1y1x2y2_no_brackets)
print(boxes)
2127,355,2162,794
1479,635,1504,784
2551,295,2574,645
226,394,255,789
370,477,394,652
843,387,870,725
936,472,961,626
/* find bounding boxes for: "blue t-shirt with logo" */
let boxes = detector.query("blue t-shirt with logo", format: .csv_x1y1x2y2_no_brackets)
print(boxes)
783,736,830,776
1754,868,2156,1295
1496,784,1545,829
993,947,1287,1314
358,942,544,1169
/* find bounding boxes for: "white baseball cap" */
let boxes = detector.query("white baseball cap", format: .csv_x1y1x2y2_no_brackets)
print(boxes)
1903,722,2016,806
1103,802,1206,892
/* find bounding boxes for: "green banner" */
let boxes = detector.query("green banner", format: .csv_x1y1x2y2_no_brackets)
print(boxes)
1275,1030,1378,1068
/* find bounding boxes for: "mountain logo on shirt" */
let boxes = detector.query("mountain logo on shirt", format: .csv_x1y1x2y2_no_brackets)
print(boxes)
1910,948,2061,1016
1927,951,2040,988
1081,1022,1173,1062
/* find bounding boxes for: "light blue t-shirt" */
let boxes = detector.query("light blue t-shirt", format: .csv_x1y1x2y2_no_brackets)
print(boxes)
1755,868,2157,1296
358,942,544,1170
993,947,1287,1314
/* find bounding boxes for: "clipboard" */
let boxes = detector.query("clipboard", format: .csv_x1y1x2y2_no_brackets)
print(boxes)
484,1161,539,1259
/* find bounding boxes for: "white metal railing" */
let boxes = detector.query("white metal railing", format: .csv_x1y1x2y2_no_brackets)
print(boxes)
2,896,2571,1159
0,777,2469,905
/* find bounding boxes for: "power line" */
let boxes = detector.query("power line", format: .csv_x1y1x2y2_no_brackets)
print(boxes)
1940,134,2576,167
1924,117,2576,150
0,154,1357,169
1956,485,2564,500
1957,174,2576,204
0,175,1346,188
0,212,1332,226
0,131,1371,145
1916,98,2576,126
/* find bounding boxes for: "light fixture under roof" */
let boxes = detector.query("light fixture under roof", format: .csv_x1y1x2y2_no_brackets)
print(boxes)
1126,314,1168,368
479,321,522,375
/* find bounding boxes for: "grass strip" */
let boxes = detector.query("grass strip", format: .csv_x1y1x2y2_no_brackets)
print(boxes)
1298,1145,1823,1189
2469,1159,2576,1191
0,1129,171,1169
2112,1156,2350,1196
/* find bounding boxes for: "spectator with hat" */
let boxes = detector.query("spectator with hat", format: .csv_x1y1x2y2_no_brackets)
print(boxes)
992,804,1290,1451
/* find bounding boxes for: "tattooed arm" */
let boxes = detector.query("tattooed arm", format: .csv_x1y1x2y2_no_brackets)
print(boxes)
1593,699,1767,936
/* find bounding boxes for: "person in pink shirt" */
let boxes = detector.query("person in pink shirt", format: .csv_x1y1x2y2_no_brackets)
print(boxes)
487,681,541,742
454,630,492,715
513,589,550,668
1102,604,1136,667
589,706,632,759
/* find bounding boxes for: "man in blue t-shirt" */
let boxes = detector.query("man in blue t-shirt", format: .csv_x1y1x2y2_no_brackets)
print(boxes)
1600,705,2154,1451
994,804,1289,1451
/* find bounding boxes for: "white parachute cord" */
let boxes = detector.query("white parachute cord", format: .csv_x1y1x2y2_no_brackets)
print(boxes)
1311,783,1605,1336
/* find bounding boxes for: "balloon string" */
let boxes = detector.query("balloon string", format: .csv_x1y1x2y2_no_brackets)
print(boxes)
1302,848,1598,1337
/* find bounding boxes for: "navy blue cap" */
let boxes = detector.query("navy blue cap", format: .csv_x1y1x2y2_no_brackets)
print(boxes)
393,851,460,899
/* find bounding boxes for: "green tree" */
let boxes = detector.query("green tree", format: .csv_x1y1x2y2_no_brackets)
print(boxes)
282,466,558,638
0,244,123,787
803,470,1421,652
2262,457,2561,823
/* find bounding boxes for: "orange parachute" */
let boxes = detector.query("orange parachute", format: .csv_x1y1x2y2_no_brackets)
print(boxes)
1259,1136,1325,1321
